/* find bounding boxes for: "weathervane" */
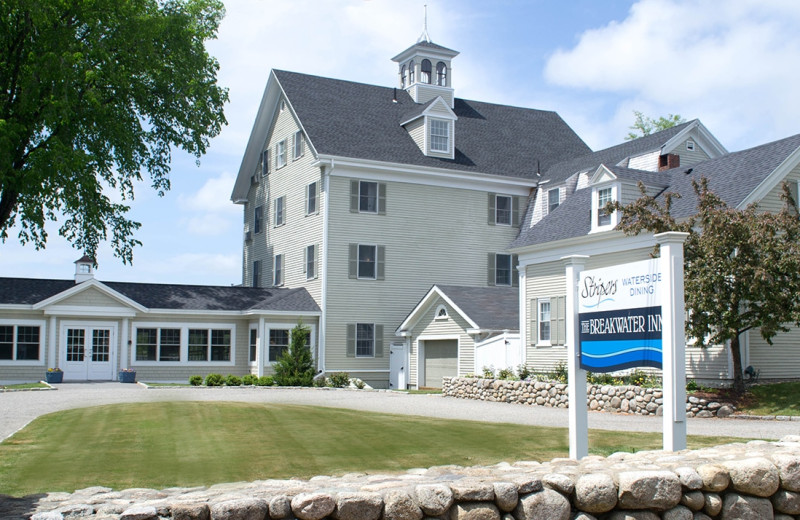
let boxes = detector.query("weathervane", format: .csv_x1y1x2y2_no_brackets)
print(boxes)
417,4,431,43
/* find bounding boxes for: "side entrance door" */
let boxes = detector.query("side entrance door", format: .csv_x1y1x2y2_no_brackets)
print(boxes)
62,322,116,381
389,342,407,390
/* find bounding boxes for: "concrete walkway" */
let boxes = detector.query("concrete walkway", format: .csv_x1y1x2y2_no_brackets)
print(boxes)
1,382,796,442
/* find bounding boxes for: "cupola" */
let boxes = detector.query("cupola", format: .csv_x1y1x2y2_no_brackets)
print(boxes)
391,12,459,108
74,255,95,283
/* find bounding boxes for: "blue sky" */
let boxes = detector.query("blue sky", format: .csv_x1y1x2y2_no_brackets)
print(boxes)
3,0,800,285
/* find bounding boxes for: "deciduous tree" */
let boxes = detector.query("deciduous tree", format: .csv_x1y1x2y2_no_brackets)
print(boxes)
610,178,800,393
625,111,686,140
0,0,228,262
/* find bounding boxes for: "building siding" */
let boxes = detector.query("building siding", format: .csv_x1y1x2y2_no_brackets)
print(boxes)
754,163,800,213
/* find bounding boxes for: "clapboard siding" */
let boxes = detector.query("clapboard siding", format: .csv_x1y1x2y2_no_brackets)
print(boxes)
748,327,800,380
755,163,800,213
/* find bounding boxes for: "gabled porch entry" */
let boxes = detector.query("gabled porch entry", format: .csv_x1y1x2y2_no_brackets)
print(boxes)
61,321,117,381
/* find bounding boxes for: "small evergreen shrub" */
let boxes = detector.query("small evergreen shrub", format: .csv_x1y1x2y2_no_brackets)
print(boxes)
225,374,242,386
330,372,350,388
242,374,258,386
313,377,327,387
256,375,274,386
517,364,532,380
497,368,516,380
686,379,698,392
189,375,203,386
205,373,224,386
273,322,314,386
481,366,495,379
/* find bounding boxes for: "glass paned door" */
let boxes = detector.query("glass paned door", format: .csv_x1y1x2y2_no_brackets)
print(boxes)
66,329,86,362
63,325,115,381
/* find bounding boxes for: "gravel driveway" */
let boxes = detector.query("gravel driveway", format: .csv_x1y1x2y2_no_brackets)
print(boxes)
1,382,796,442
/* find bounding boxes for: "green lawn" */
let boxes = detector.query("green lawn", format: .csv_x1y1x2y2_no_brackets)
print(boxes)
742,382,800,416
0,402,745,497
0,382,49,390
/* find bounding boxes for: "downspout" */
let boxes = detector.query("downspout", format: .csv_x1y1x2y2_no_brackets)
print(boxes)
319,159,334,374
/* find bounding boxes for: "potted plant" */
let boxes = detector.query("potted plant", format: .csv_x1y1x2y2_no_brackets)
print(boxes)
118,368,136,383
45,368,63,384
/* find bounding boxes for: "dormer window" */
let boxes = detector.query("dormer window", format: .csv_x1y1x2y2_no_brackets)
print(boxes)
430,119,449,152
436,62,447,86
421,59,432,84
408,60,415,84
597,187,613,227
548,188,560,213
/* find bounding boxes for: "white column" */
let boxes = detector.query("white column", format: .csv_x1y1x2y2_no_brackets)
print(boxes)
517,264,527,368
564,255,589,459
257,316,266,378
120,318,129,369
655,231,689,451
48,316,57,369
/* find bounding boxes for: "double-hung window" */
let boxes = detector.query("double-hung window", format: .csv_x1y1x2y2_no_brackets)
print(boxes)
359,181,378,213
305,244,316,280
548,188,560,213
538,300,551,343
249,328,258,363
268,329,289,362
276,139,287,169
0,324,41,361
495,253,513,286
188,329,231,362
252,260,261,288
495,195,512,225
356,323,375,357
261,150,270,176
274,196,285,226
306,182,318,215
349,244,385,280
597,187,613,226
273,254,284,286
293,131,304,160
430,119,449,153
358,245,376,279
254,206,263,234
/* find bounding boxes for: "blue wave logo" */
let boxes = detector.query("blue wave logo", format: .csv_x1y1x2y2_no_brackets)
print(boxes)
581,298,615,309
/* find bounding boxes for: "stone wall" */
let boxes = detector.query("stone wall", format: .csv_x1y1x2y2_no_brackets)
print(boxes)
20,437,800,520
442,377,736,418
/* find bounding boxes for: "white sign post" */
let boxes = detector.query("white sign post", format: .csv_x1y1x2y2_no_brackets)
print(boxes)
564,255,588,459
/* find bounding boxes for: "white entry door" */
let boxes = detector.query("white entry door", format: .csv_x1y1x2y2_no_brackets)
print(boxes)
62,323,116,381
389,342,407,390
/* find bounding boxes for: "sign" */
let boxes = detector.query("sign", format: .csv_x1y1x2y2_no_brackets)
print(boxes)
578,259,663,372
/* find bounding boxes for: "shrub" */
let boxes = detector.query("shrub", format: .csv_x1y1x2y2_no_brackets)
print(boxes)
354,379,366,389
686,379,698,392
330,372,350,388
497,368,516,380
242,374,258,386
225,374,242,386
549,362,568,384
205,373,224,386
481,366,495,379
256,375,274,386
273,322,314,386
188,375,203,386
517,364,532,380
312,377,327,387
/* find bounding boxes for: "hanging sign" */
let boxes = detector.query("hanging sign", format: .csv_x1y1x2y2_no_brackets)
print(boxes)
578,258,663,372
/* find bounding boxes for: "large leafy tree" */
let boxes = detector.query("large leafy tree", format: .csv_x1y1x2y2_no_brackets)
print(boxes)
625,111,686,141
610,179,800,393
0,0,228,262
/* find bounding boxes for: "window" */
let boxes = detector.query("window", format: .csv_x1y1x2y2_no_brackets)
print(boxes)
539,300,551,343
254,206,263,234
686,140,695,151
276,139,287,169
293,131,304,160
252,260,261,288
350,180,386,214
548,188,560,213
495,195,512,225
249,328,258,363
188,328,231,362
597,187,613,226
261,150,270,176
349,244,385,280
356,323,375,357
435,305,448,320
358,244,376,279
306,182,318,215
488,253,518,286
280,99,286,112
269,329,289,362
436,62,447,86
273,253,283,286
359,181,378,213
135,328,180,362
400,65,406,88
305,244,316,280
274,195,285,226
0,325,40,361
408,60,415,83
420,59,432,84
66,329,85,361
430,119,449,153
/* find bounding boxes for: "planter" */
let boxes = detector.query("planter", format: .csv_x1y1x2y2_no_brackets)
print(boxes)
118,371,136,383
45,371,63,384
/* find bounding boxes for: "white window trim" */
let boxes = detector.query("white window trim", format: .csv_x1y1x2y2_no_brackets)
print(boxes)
293,131,304,160
357,243,378,280
547,187,560,214
537,298,552,347
434,304,449,320
261,149,270,176
276,139,287,169
306,182,318,216
686,140,695,151
273,253,284,286
355,322,376,358
495,194,513,226
359,180,379,214
130,322,236,367
274,195,285,227
249,325,258,366
0,319,46,366
266,322,317,365
495,253,513,287
429,118,449,153
590,183,619,232
305,244,317,280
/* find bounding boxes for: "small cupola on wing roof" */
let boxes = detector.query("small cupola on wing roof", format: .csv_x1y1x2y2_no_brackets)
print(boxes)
391,10,459,108
74,255,95,283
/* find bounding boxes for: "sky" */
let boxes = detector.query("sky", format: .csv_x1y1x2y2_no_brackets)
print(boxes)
2,0,800,285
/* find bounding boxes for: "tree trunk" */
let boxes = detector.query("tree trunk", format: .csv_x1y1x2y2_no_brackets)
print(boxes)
730,333,745,394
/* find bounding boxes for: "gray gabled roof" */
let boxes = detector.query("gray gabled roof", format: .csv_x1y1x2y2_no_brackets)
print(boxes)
541,122,693,185
511,133,800,249
435,285,519,331
0,277,320,313
274,70,590,179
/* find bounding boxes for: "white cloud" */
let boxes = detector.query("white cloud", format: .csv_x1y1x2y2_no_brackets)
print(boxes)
177,171,240,236
543,0,800,150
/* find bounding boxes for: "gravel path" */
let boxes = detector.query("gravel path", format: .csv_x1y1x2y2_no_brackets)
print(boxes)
1,382,796,442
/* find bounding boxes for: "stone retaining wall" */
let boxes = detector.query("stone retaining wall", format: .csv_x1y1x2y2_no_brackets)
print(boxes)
442,377,736,418
18,437,800,520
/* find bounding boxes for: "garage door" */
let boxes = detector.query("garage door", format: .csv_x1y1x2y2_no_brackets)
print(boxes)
424,339,458,388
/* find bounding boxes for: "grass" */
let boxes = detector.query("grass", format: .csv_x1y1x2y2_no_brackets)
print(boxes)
741,381,800,416
0,402,745,497
0,383,49,390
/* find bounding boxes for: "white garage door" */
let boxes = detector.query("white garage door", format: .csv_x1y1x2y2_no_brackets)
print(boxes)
424,339,458,388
